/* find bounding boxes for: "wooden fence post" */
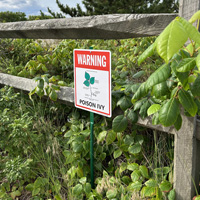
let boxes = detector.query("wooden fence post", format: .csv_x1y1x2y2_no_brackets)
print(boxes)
174,115,200,199
173,1,200,199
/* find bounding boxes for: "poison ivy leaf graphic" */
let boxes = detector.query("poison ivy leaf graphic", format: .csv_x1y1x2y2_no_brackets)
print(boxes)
85,72,90,80
90,77,95,84
83,80,90,87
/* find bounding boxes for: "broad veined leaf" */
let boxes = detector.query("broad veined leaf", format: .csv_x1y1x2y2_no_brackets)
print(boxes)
132,82,148,101
132,71,145,79
97,131,107,143
156,18,188,63
113,149,122,159
179,17,200,45
196,53,200,70
176,58,196,72
117,96,132,111
128,181,142,191
141,186,156,197
191,76,200,96
189,10,200,23
138,42,156,65
171,59,189,87
128,143,141,154
139,100,151,119
174,114,182,131
145,179,158,188
178,89,197,117
152,81,169,98
106,189,117,199
145,64,171,90
49,90,57,101
112,115,128,132
106,130,116,145
73,184,83,195
147,104,161,116
159,180,172,192
168,189,176,200
139,165,149,179
152,112,160,125
127,163,139,171
127,109,138,123
131,170,141,182
133,98,147,111
159,98,180,127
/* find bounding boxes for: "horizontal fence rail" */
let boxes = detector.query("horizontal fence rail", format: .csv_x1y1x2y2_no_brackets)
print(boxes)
0,14,177,39
0,72,199,139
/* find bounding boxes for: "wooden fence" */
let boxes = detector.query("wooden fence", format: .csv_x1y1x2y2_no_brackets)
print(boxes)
0,1,199,199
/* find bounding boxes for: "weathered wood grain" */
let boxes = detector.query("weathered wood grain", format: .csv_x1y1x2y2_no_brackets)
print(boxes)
174,116,200,200
0,14,177,39
179,0,200,21
0,73,74,106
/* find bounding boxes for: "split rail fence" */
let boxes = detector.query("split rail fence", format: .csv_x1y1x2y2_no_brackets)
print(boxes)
0,0,199,199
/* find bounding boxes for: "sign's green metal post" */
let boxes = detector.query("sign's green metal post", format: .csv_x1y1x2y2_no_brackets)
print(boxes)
90,111,94,189
89,46,95,189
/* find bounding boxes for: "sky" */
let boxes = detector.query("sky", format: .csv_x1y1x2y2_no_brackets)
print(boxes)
0,0,84,16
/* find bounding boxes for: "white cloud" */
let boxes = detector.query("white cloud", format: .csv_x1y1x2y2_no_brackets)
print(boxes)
0,0,84,16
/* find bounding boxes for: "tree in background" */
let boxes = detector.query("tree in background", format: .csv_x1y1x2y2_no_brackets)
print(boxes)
48,0,179,18
0,11,26,22
28,11,54,20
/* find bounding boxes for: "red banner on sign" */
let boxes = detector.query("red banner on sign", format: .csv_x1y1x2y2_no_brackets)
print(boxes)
74,50,110,71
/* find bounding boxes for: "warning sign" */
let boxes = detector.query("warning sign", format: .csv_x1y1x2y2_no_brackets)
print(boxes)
74,49,112,117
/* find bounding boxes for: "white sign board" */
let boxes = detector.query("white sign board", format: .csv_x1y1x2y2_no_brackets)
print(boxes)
74,49,112,117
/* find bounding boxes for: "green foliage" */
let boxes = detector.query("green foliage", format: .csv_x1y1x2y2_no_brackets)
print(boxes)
135,11,200,129
0,11,26,22
0,16,176,200
48,0,178,18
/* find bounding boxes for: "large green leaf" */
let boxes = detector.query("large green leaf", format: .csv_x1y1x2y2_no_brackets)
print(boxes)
178,89,197,117
191,76,200,97
131,170,141,182
128,181,142,191
139,165,149,179
112,115,128,132
141,186,156,197
106,189,117,199
174,114,182,131
147,104,161,116
171,59,189,87
152,81,169,98
113,149,122,159
159,98,180,127
132,82,148,101
145,64,171,90
145,179,158,188
117,96,132,111
138,42,156,65
106,130,117,145
156,18,188,63
176,58,196,72
139,100,151,119
127,109,138,123
159,180,172,192
73,184,83,195
179,17,200,45
128,144,141,154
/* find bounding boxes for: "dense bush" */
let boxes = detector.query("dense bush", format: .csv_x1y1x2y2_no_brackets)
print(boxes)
0,29,175,199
